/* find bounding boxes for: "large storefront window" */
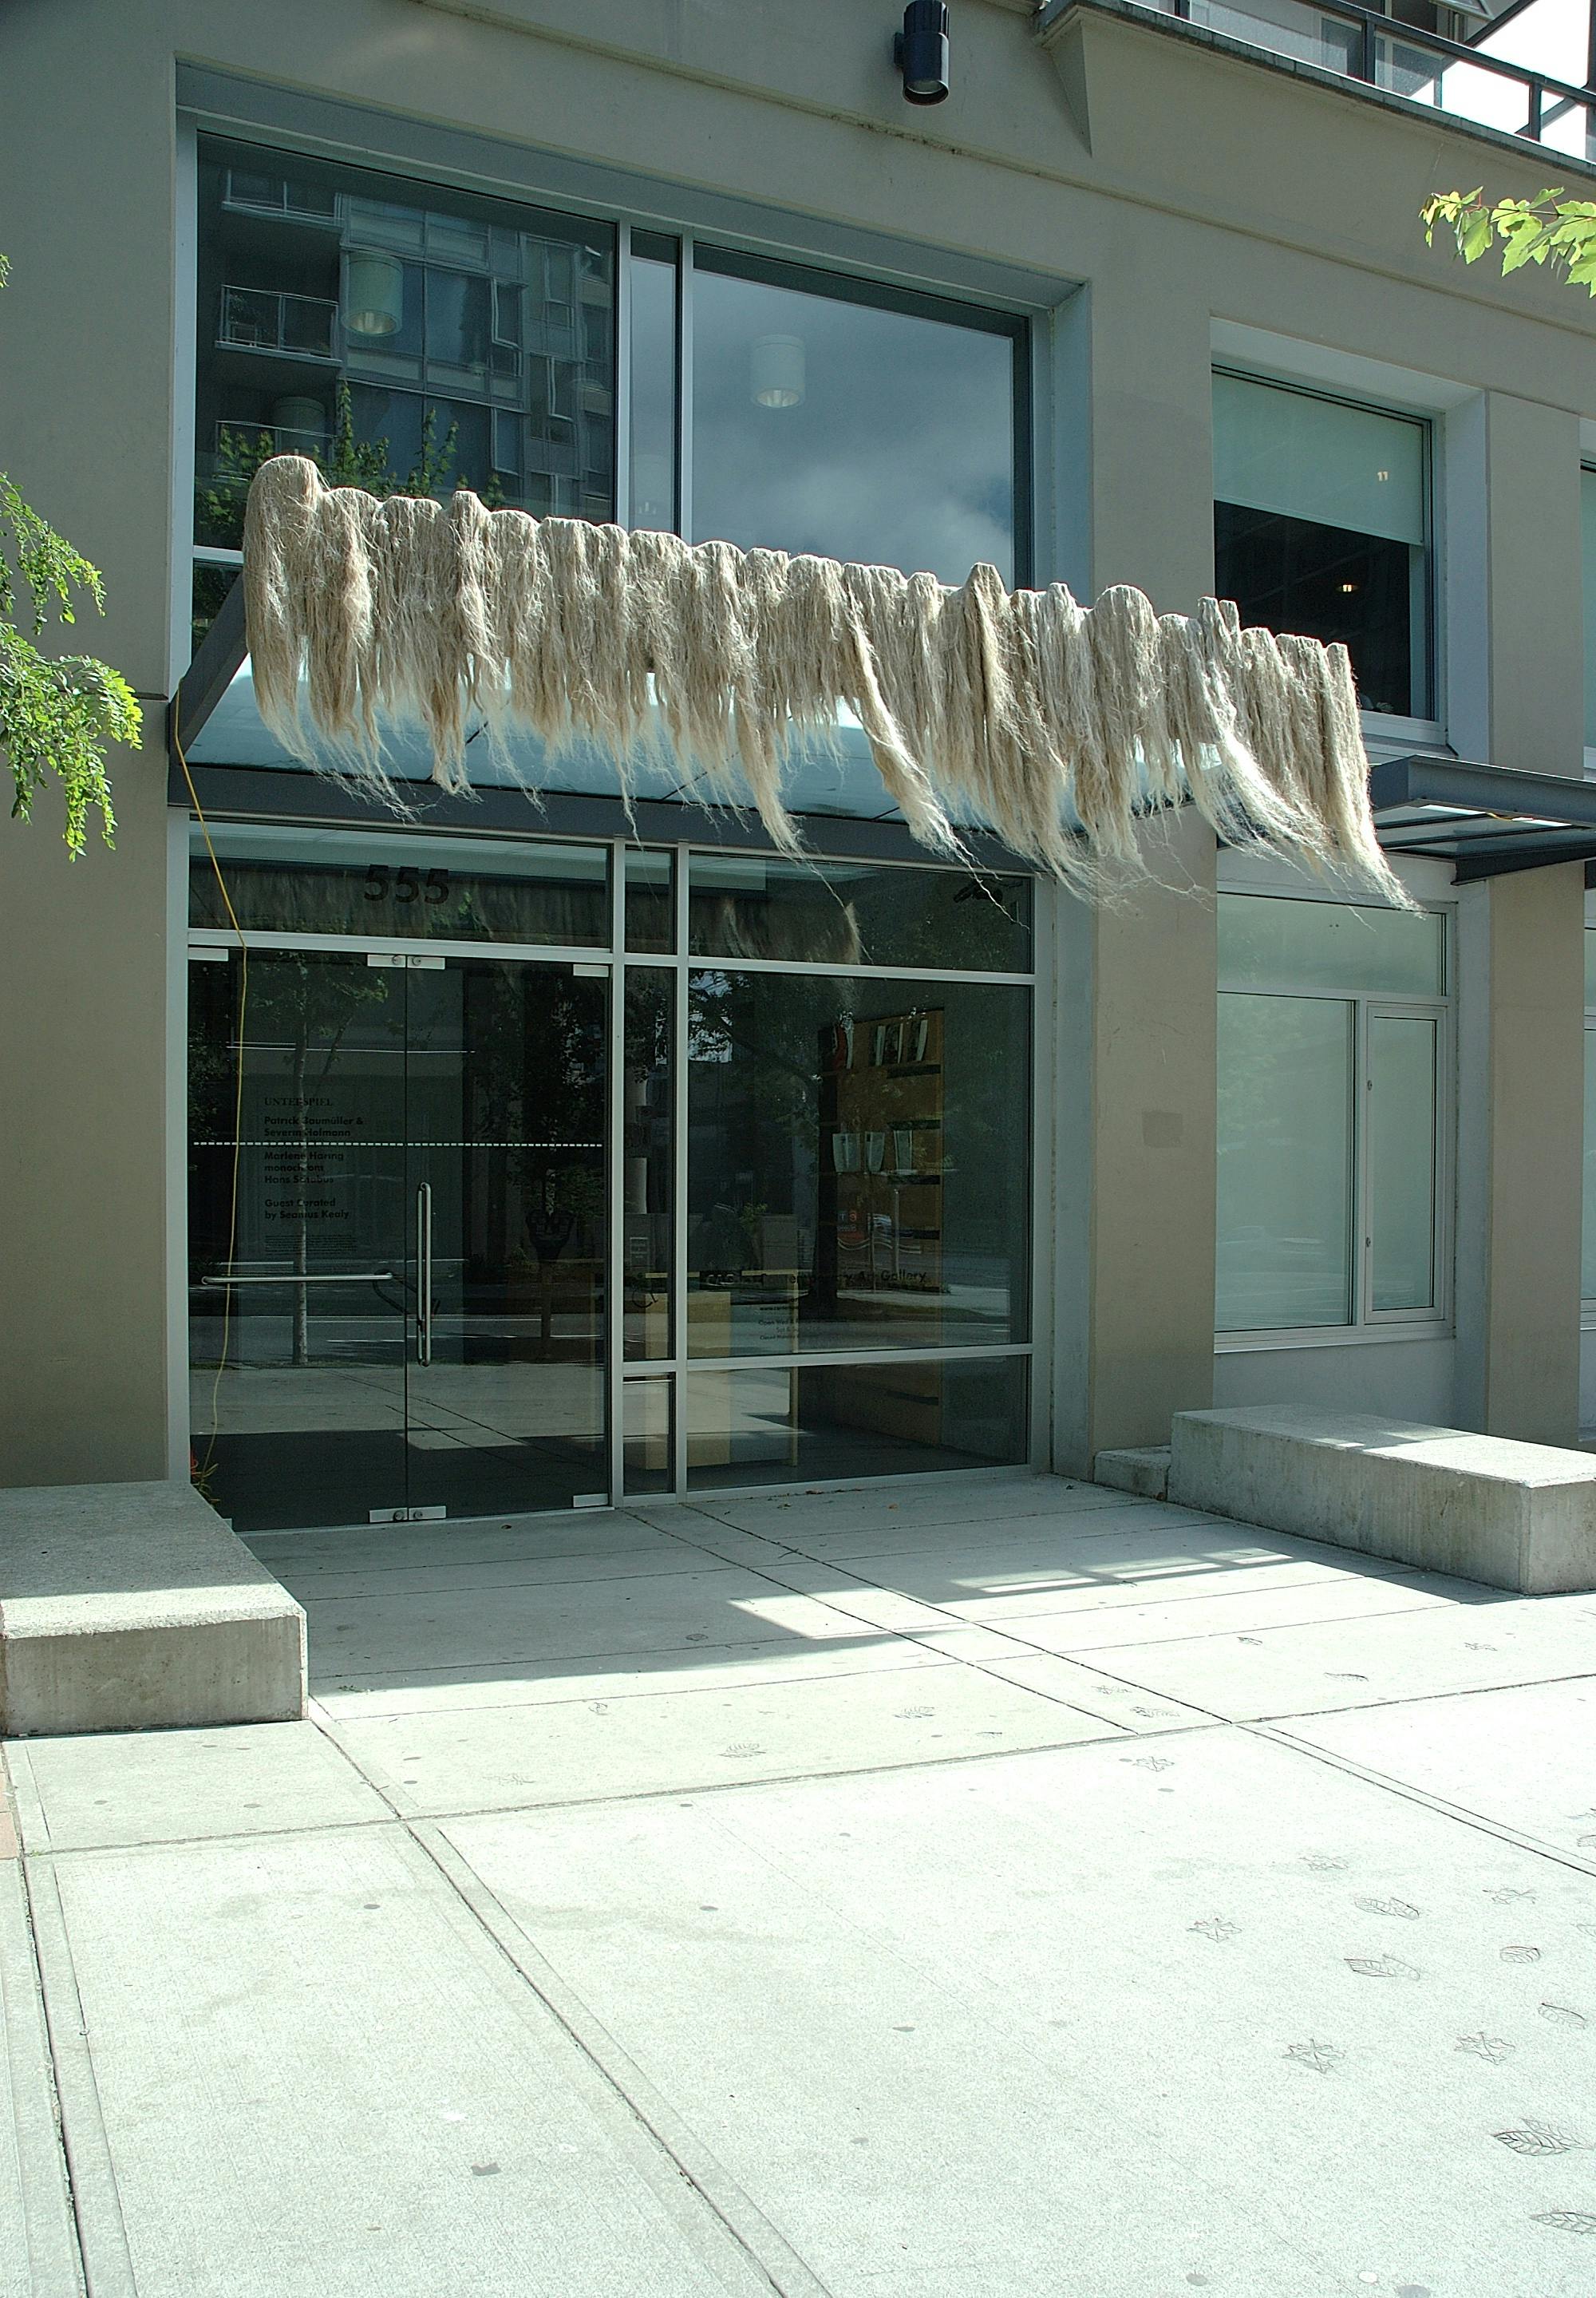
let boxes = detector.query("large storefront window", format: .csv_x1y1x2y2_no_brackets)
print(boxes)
191,140,1029,651
1214,373,1432,720
187,831,1036,1528
1216,892,1449,1336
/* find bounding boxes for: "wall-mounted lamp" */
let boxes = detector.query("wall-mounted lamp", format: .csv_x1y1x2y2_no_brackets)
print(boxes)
346,251,405,338
751,334,805,409
895,2,950,105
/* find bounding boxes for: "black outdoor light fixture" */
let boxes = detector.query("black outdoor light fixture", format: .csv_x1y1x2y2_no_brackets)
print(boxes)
895,2,950,105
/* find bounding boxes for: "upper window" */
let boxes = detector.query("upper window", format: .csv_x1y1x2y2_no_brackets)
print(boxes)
1213,373,1432,722
196,139,616,548
1216,892,1450,1337
191,143,1030,655
685,251,1025,588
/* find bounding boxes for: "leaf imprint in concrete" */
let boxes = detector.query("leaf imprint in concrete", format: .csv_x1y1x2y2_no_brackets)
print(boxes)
1539,2002,1588,2028
1345,1954,1422,1980
1501,1944,1543,1963
1189,1917,1241,1942
1487,1887,1536,1904
1283,2039,1343,2073
895,1707,935,1719
1355,1897,1421,1920
1531,2211,1596,2233
1494,2122,1590,2154
721,1743,766,1758
1456,2032,1515,2063
1123,1754,1174,1771
1304,1853,1349,1873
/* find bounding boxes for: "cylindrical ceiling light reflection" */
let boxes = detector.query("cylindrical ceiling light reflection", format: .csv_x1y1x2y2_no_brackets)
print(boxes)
270,395,326,449
346,252,405,338
750,334,805,409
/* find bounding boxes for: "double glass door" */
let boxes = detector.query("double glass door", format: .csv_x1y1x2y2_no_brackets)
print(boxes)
188,947,606,1531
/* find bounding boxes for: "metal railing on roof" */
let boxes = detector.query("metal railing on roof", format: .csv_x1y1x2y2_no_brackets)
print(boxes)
1139,0,1596,155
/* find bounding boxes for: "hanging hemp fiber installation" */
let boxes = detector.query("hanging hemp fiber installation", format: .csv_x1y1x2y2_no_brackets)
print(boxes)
242,456,1407,905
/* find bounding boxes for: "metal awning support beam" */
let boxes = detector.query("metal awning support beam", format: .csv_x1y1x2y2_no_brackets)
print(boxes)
1369,753,1596,881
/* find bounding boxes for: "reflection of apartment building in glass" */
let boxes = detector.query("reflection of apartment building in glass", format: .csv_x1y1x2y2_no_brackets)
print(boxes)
9,0,1596,1536
193,142,614,625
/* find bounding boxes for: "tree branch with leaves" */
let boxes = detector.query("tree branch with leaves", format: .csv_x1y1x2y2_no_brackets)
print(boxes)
0,255,139,855
1423,185,1596,296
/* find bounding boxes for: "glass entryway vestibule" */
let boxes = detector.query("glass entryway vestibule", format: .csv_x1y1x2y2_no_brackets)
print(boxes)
188,829,1038,1534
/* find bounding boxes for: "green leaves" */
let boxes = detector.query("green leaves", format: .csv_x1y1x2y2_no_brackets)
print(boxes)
1,252,136,854
1422,185,1596,297
0,626,136,856
197,379,464,548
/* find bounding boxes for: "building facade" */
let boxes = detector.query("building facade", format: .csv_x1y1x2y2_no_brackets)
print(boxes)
3,0,1595,1532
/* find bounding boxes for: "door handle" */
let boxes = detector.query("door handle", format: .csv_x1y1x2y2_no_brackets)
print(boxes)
416,1183,433,1365
201,1272,396,1287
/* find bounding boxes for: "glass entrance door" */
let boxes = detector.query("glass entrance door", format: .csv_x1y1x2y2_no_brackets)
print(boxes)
403,956,606,1520
188,947,607,1532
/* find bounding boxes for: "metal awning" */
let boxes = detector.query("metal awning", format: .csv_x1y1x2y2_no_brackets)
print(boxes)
1369,754,1596,883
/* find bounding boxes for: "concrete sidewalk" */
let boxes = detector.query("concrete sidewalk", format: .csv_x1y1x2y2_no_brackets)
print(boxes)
5,1470,1596,2295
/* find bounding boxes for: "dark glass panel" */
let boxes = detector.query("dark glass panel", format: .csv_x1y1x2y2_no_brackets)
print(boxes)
1215,500,1423,718
686,971,1030,1355
189,828,610,947
687,857,1031,973
625,849,674,953
624,969,674,1361
685,1354,1027,1489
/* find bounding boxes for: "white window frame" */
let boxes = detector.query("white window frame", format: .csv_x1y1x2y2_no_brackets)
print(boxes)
1215,883,1455,1353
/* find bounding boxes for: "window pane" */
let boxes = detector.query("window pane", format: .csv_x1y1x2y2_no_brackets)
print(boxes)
1369,1015,1440,1312
1583,1026,1596,1300
624,969,674,1360
1214,374,1428,718
188,824,611,945
690,255,1018,585
688,856,1032,972
1215,374,1424,543
625,850,674,954
687,971,1030,1355
1219,894,1443,997
1217,994,1353,1331
196,136,615,564
629,250,678,532
685,1355,1028,1489
623,1379,674,1496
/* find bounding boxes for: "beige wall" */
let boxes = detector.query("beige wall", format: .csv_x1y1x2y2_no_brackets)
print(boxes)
2,0,1594,1484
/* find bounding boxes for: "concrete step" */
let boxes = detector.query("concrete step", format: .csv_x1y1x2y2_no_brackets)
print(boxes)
1169,1406,1596,1595
0,1481,305,1735
1092,1446,1171,1501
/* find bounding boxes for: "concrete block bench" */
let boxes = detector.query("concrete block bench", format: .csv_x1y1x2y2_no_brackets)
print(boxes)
1168,1406,1596,1595
0,1481,306,1736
